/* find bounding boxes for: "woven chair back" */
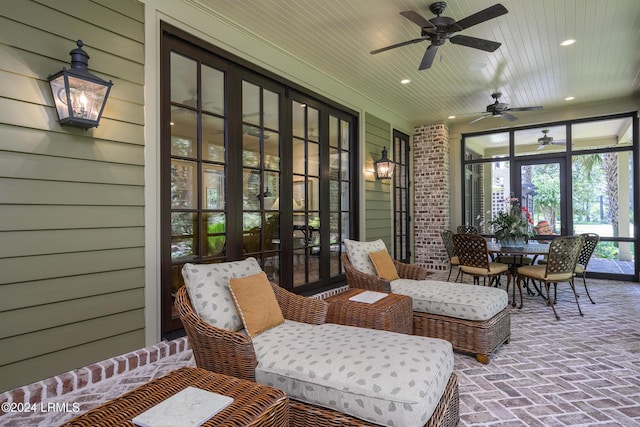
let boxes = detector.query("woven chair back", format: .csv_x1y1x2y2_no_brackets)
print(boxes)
545,235,584,276
441,229,457,258
577,233,599,268
456,225,478,234
452,233,489,269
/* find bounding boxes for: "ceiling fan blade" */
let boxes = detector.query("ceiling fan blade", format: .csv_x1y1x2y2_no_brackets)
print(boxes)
502,112,518,122
419,44,439,70
452,4,509,31
450,35,501,52
400,10,434,28
370,38,426,54
508,106,543,112
469,114,489,124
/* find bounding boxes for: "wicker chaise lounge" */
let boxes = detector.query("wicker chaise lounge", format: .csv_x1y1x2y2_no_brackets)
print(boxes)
176,262,460,427
342,244,510,364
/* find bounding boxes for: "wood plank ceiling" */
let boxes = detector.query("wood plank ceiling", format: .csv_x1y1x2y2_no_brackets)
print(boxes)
193,0,640,127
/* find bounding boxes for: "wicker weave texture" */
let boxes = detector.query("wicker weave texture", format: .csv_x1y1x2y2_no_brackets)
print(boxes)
546,235,584,275
288,373,459,427
62,367,289,427
325,288,413,334
413,308,511,359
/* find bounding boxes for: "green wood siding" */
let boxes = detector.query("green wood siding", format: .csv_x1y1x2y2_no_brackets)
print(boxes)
364,113,393,248
0,0,145,391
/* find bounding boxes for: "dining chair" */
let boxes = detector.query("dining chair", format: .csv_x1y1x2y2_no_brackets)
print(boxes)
575,233,599,304
440,229,460,282
456,225,478,234
516,235,584,319
452,233,511,289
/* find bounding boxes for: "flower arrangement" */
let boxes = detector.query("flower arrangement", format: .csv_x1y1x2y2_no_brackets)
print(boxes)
490,195,534,246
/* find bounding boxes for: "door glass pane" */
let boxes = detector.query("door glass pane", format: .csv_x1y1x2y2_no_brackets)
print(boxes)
264,131,280,170
243,169,260,210
264,89,279,131
341,121,350,150
171,107,196,158
203,213,225,257
292,138,305,175
308,142,319,177
522,163,561,236
242,81,260,126
171,212,197,261
170,52,196,105
171,160,197,209
243,126,261,167
307,106,319,142
515,126,566,156
292,101,305,138
202,113,225,162
202,65,224,115
202,165,225,210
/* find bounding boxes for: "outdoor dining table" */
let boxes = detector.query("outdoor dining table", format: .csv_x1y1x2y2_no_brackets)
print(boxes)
486,241,551,306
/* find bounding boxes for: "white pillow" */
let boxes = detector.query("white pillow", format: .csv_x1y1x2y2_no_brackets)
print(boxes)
182,257,263,331
344,239,387,276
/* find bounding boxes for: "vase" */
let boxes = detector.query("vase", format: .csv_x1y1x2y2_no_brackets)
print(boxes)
499,237,525,249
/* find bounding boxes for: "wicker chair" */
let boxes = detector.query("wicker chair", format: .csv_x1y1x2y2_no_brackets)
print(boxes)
452,233,511,289
176,285,460,427
516,235,584,319
441,229,460,282
456,225,478,234
341,253,511,364
575,233,599,304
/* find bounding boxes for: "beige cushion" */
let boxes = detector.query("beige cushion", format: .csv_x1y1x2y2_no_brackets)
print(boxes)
450,256,460,266
182,258,263,331
460,262,509,276
229,272,284,337
369,250,400,281
344,239,387,275
575,264,586,273
517,265,574,282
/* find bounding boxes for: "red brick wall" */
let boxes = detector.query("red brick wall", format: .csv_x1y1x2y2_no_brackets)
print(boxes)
413,124,450,271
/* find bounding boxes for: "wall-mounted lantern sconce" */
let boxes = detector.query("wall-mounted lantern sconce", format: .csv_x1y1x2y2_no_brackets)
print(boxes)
48,40,113,130
374,146,395,179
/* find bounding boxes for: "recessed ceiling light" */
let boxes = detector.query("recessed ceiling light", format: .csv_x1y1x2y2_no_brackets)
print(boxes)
468,62,487,70
447,115,456,119
560,39,576,46
400,79,411,84
564,96,575,101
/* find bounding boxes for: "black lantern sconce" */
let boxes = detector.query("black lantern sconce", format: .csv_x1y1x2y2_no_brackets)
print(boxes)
48,40,113,130
374,146,395,180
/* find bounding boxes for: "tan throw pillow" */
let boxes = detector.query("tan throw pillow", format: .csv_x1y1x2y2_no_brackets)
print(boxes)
228,272,284,337
369,250,400,281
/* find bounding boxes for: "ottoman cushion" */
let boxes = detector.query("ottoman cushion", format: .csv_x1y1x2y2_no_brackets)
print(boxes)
391,279,508,321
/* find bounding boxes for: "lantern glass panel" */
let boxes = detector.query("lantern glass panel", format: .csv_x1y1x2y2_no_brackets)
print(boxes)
66,75,109,122
49,75,70,120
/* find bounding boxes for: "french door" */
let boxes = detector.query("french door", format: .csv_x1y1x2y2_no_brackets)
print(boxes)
160,24,357,334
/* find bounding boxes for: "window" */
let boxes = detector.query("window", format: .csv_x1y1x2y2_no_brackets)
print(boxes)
462,113,638,282
393,130,411,262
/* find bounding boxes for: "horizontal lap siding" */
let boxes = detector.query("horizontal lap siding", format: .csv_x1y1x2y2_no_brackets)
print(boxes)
364,113,393,248
0,0,145,391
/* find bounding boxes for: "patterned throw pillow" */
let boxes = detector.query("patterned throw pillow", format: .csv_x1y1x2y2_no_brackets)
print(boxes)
229,272,284,337
344,239,387,275
369,249,400,281
182,258,263,331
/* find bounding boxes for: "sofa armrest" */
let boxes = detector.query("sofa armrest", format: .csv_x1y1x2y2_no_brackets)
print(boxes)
175,286,258,381
341,253,392,292
271,283,327,325
394,259,428,280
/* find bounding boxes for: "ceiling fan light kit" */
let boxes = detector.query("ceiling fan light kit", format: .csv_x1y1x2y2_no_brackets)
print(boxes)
370,2,509,70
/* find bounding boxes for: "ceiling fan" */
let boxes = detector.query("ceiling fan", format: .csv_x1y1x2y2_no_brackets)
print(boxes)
537,129,565,150
469,92,543,124
370,1,508,70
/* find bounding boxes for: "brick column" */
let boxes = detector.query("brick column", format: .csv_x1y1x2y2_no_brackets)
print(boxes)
413,123,450,271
